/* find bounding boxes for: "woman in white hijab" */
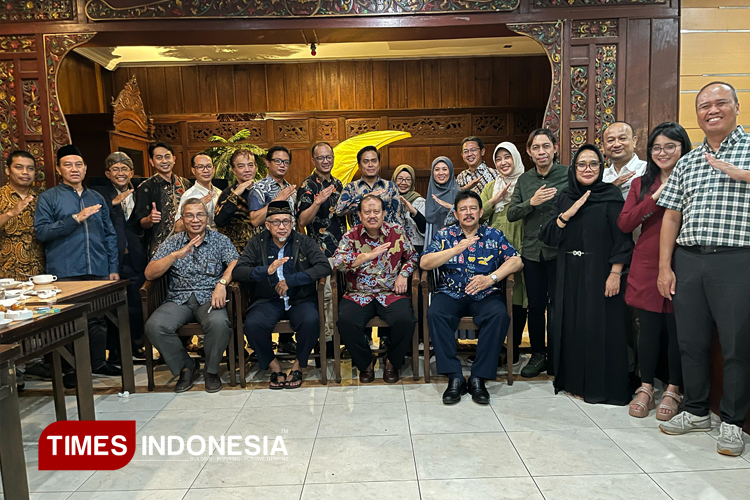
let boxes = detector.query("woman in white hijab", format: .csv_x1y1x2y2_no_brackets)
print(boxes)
480,142,528,366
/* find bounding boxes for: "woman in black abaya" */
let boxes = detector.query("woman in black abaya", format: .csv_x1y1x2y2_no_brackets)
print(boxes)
540,144,634,405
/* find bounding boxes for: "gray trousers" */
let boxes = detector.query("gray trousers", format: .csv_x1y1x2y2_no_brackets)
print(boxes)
673,247,750,427
145,294,232,376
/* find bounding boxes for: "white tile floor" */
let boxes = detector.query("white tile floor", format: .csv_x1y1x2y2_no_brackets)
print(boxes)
6,375,750,500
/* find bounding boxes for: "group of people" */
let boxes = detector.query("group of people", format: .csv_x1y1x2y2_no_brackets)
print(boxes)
2,81,747,457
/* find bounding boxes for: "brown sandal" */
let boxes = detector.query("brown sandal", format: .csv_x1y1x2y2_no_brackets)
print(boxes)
656,391,682,421
629,386,655,418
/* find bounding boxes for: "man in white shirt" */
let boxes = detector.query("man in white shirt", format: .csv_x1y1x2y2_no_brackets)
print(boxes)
602,122,647,200
176,152,222,231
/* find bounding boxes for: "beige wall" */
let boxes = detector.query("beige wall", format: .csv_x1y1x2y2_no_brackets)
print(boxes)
680,0,750,145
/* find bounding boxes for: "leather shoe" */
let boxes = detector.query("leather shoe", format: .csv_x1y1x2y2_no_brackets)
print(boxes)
359,366,375,384
383,362,399,384
442,377,467,405
204,370,222,393
468,376,490,405
92,361,122,377
174,362,199,393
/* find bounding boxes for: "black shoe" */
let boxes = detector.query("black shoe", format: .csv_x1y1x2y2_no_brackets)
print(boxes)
325,340,334,359
521,352,547,378
23,361,53,381
63,372,76,389
204,371,222,393
107,350,122,365
249,351,258,362
468,376,490,405
442,377,468,405
174,362,199,393
93,362,122,377
133,347,147,360
277,341,297,356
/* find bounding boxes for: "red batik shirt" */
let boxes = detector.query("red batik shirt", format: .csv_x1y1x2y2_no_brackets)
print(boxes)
332,222,417,307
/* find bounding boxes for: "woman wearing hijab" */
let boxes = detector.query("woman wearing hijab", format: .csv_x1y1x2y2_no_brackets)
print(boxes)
480,142,527,366
424,156,459,247
540,144,634,405
392,164,427,252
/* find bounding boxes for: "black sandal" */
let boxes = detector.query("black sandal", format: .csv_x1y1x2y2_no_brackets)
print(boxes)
269,371,287,390
285,370,303,389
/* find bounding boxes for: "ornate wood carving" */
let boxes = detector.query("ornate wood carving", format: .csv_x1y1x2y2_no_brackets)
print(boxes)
508,22,563,140
346,118,380,138
473,115,507,136
1,1,75,22
514,113,538,136
572,20,619,38
316,119,338,142
0,36,37,53
44,33,97,156
594,45,617,146
26,141,46,189
154,124,181,144
112,76,152,138
389,115,465,136
188,122,266,144
570,66,588,122
275,120,309,142
22,80,42,135
535,0,664,6
0,62,19,165
570,129,587,156
85,0,520,20
217,113,266,122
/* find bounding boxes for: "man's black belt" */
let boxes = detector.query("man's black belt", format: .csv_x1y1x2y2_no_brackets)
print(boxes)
682,245,748,255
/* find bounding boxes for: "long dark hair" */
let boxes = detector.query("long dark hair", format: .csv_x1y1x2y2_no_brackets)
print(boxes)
639,122,692,202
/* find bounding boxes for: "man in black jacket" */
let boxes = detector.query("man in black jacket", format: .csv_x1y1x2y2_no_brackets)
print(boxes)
93,152,148,360
232,201,331,389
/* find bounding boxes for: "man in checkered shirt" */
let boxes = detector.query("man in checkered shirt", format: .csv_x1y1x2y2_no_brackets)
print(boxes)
656,82,750,457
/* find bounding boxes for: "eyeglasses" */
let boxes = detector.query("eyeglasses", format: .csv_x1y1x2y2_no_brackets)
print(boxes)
193,164,213,172
271,159,291,167
314,155,334,163
268,219,293,227
651,144,679,155
184,213,207,221
109,167,132,173
575,162,601,172
462,148,480,155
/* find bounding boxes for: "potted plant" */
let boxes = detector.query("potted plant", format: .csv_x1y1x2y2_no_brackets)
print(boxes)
205,129,267,184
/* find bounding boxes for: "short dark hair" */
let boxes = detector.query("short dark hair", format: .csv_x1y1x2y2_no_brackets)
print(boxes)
190,152,211,168
526,128,557,150
149,142,174,158
453,190,482,211
356,145,380,164
461,136,484,151
5,150,35,169
230,148,255,168
267,145,291,162
311,141,333,157
696,81,739,106
358,193,385,211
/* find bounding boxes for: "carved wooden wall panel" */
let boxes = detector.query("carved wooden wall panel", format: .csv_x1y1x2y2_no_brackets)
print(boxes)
0,62,20,161
1,1,75,22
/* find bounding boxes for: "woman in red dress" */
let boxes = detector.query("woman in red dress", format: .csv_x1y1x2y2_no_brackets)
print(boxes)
617,122,692,420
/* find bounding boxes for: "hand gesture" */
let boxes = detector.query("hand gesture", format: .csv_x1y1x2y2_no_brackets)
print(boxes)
200,192,214,206
612,171,636,187
369,188,386,198
109,273,120,281
268,257,290,275
274,185,296,202
393,274,408,295
453,235,480,256
315,185,336,206
605,273,620,297
564,190,591,219
706,153,746,181
489,183,511,207
172,235,202,260
465,275,493,295
365,242,391,262
76,204,102,222
6,194,33,218
432,194,453,210
233,179,254,197
461,177,482,192
275,279,289,297
651,182,667,202
657,267,676,300
530,184,557,206
148,202,161,224
212,284,227,309
399,196,417,216
112,189,133,206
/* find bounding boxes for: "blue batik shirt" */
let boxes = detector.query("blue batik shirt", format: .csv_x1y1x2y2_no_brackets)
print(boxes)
423,224,518,301
248,175,296,215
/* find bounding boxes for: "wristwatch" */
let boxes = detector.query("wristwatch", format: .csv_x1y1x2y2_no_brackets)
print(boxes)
400,270,410,278
218,278,228,286
490,273,498,283
72,214,80,223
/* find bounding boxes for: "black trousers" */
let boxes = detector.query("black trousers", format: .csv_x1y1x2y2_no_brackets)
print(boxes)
428,292,510,380
59,276,108,371
122,254,146,349
637,309,681,386
522,255,557,356
673,247,750,427
337,297,415,372
244,298,319,371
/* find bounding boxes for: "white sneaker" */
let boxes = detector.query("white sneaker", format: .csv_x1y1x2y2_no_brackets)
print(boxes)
717,422,745,457
659,412,711,435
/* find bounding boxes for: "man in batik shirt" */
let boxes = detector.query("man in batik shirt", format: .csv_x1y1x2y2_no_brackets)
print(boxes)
456,136,498,194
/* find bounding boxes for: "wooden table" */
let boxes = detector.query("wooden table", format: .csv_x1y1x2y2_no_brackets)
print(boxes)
26,280,135,394
0,343,30,500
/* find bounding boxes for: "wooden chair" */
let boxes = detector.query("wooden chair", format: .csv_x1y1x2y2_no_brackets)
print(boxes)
140,276,238,391
233,278,328,388
420,270,515,385
331,270,421,383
